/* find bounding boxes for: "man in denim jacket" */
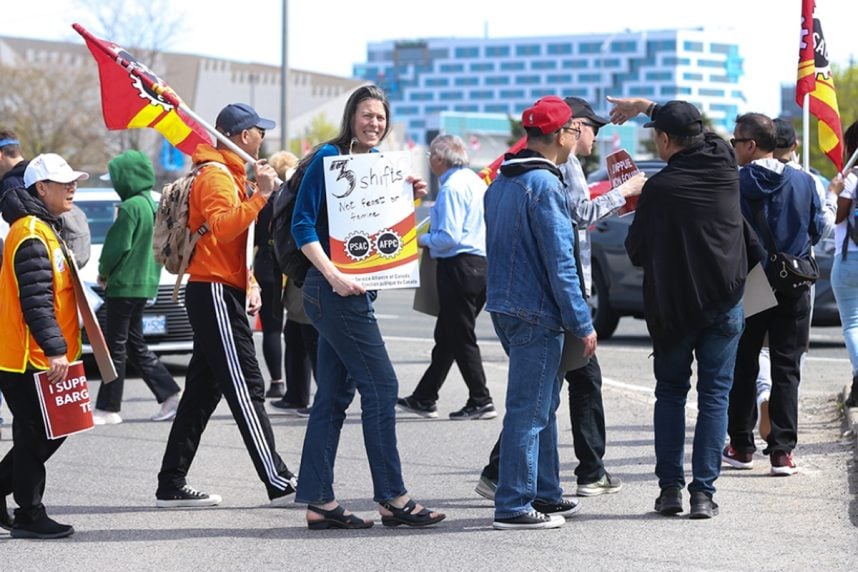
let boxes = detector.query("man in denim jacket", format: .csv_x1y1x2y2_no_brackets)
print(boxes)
485,96,596,530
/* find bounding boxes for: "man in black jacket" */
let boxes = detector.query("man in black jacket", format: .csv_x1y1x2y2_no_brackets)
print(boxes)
609,98,748,519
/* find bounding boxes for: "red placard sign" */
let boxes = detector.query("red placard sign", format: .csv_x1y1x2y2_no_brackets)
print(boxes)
605,149,641,217
34,360,94,439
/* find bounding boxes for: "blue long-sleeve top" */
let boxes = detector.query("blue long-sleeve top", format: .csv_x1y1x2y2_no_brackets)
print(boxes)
418,166,486,258
291,144,342,253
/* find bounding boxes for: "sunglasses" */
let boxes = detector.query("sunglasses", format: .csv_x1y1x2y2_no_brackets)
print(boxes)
730,137,753,147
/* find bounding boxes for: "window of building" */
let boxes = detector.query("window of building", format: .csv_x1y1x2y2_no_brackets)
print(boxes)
454,77,479,86
486,45,511,57
439,91,465,101
516,44,541,56
698,59,724,68
579,42,602,54
646,71,673,81
547,43,573,55
515,75,541,85
710,43,736,55
426,105,447,114
470,90,494,100
683,41,704,52
710,75,731,83
531,60,557,70
547,74,573,83
562,60,588,69
661,86,692,96
439,63,464,73
409,119,426,128
471,62,495,72
611,40,638,53
455,46,480,58
531,88,554,98
662,56,691,66
500,89,526,99
579,73,601,82
683,72,704,81
425,77,449,87
397,106,420,115
484,103,510,113
629,86,655,96
455,104,479,112
485,76,510,86
698,88,725,97
602,58,621,68
409,92,434,102
647,39,676,52
429,48,449,59
500,61,526,71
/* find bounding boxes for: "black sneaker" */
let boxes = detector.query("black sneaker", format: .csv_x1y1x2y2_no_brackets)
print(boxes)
0,495,13,531
449,402,498,420
156,485,223,508
265,382,285,399
689,491,719,519
493,510,565,530
654,486,683,516
532,498,581,518
269,476,299,507
270,400,308,416
396,396,438,418
10,514,74,539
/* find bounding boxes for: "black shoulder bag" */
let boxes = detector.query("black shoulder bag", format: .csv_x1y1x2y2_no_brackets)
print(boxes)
751,200,818,297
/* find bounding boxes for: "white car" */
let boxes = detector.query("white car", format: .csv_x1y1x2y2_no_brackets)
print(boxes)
75,188,193,354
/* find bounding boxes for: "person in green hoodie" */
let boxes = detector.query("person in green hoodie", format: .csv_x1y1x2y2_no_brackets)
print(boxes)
93,150,181,425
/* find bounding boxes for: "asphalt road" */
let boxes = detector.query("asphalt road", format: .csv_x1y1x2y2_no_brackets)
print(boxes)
1,289,856,570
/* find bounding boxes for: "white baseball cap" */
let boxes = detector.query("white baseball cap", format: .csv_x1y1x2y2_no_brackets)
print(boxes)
23,153,90,188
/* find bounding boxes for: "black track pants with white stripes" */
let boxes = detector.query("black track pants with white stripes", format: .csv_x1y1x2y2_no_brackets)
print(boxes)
157,282,295,500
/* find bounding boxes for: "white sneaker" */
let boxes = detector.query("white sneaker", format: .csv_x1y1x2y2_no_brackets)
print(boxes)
92,410,123,425
151,393,181,422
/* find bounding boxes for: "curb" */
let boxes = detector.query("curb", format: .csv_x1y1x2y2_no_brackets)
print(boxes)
840,385,858,460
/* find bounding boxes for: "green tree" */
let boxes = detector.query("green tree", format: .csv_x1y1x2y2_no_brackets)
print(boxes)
289,113,338,157
801,63,858,178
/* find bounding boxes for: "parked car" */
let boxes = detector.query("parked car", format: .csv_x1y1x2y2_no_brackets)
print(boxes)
585,160,839,339
75,188,193,354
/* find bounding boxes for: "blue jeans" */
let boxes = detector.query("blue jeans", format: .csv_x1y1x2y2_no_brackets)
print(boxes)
653,300,743,496
295,268,406,504
832,256,858,376
491,312,565,519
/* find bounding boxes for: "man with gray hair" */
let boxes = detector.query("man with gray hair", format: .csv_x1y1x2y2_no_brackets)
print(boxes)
397,134,495,420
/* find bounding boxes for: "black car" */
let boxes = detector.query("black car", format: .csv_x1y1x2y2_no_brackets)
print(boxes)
586,160,838,339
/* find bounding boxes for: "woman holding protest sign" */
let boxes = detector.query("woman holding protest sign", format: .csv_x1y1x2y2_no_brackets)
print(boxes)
0,153,88,539
290,85,445,529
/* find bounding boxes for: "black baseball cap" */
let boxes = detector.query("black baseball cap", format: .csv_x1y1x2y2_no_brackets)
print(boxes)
216,103,276,137
774,117,797,149
643,100,703,136
563,96,609,127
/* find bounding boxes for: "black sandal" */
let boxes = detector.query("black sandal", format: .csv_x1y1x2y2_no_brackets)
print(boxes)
380,499,446,528
306,504,373,530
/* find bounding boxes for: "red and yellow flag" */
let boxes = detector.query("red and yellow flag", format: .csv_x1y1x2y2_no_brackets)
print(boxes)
795,0,843,171
73,24,213,155
478,136,527,185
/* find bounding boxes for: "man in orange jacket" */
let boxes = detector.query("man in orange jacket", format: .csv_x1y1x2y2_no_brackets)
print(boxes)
155,103,298,508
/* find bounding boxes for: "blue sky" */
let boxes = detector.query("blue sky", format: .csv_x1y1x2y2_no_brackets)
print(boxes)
2,0,853,116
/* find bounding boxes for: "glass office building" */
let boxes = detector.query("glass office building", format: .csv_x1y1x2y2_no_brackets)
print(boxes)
354,28,745,145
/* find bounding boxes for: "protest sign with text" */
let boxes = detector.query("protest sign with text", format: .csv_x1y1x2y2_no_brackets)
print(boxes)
605,149,641,216
34,361,94,440
323,151,419,290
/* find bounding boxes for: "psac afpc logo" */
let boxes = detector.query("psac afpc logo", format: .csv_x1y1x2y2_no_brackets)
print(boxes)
344,231,372,261
375,229,402,259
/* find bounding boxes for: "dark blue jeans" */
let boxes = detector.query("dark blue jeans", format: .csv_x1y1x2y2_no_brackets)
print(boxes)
295,269,406,504
652,300,743,496
491,312,565,519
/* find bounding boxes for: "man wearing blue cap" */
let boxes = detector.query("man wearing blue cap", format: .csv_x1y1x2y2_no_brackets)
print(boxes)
155,103,299,509
484,96,596,530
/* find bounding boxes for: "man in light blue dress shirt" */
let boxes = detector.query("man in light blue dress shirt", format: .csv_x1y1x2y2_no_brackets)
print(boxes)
397,134,496,420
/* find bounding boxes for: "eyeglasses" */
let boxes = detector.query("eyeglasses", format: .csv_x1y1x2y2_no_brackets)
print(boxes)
250,126,266,139
730,137,753,147
561,126,581,136
581,122,601,136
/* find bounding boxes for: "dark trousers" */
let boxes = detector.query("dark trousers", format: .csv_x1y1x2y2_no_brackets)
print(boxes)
282,319,318,407
0,371,66,521
259,279,284,381
411,254,491,405
95,297,181,412
481,355,606,485
157,282,294,499
729,290,810,454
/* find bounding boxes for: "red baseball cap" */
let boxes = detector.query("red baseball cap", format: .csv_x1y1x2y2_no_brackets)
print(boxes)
522,96,573,134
